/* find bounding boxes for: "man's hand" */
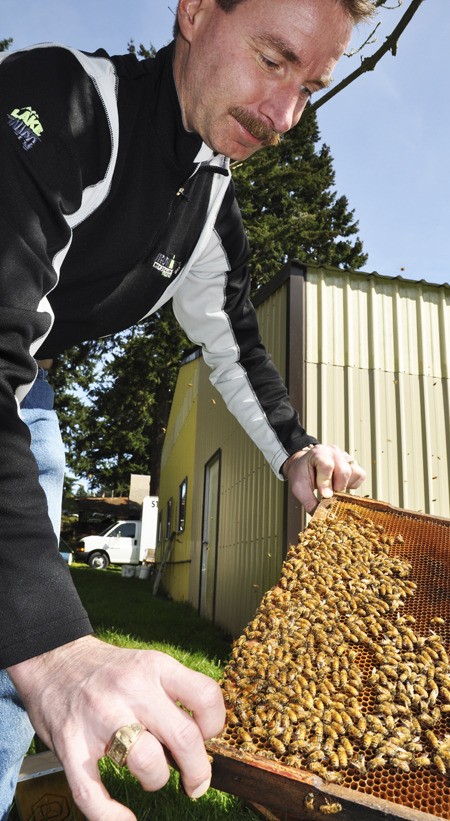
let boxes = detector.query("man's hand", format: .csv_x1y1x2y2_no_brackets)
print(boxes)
283,443,366,514
8,635,225,820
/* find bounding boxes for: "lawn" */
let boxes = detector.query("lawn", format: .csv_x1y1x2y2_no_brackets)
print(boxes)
9,565,260,820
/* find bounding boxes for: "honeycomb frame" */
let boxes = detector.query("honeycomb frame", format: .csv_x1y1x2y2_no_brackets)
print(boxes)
211,495,450,820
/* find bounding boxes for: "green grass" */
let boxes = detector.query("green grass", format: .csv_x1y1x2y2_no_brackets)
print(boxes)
9,565,260,820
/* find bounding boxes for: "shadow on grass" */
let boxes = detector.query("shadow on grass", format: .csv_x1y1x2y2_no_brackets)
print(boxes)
70,565,232,666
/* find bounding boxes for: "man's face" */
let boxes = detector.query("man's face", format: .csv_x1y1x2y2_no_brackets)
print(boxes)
174,0,352,161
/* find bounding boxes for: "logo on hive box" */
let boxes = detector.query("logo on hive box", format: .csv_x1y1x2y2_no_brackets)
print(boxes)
29,792,71,821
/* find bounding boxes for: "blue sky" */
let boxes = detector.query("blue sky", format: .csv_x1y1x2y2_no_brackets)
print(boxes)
2,0,449,286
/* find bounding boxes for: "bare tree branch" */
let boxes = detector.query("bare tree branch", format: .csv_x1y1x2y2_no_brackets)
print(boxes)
312,0,425,111
346,21,381,56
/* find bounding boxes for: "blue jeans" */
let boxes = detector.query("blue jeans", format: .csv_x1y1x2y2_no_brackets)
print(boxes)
0,368,65,819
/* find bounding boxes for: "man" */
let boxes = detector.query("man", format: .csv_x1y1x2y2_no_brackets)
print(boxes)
0,0,371,817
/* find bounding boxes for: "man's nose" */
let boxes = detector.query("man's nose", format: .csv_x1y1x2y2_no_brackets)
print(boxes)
261,88,306,135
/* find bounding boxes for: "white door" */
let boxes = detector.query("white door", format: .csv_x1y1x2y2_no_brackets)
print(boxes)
106,521,138,563
199,453,220,621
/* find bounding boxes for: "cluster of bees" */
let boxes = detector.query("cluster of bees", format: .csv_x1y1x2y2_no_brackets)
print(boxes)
219,511,450,787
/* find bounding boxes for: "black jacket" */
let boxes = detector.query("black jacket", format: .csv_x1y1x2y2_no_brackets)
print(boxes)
0,42,316,666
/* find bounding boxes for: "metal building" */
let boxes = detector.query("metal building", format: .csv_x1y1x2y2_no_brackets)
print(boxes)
157,262,450,637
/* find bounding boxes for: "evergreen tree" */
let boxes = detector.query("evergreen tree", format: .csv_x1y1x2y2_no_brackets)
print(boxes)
233,106,367,290
64,307,189,495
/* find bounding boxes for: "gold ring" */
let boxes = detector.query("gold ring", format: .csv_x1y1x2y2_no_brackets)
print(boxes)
106,722,146,767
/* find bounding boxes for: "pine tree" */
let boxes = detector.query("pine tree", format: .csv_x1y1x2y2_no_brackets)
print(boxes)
233,106,367,290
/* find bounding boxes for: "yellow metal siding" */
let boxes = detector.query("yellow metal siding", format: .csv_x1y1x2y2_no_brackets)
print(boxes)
305,267,450,517
158,359,199,601
182,288,289,637
159,264,449,638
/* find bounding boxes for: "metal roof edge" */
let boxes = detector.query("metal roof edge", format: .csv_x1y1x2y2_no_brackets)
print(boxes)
290,259,450,290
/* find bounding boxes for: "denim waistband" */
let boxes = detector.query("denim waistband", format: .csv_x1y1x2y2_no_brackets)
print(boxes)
20,368,55,410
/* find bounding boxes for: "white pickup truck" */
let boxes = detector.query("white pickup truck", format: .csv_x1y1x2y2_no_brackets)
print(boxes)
75,495,159,569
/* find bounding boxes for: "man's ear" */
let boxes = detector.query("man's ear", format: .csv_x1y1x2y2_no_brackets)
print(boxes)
177,0,212,42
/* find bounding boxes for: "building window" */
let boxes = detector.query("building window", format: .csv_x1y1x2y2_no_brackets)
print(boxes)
165,497,173,539
178,478,187,533
157,510,162,546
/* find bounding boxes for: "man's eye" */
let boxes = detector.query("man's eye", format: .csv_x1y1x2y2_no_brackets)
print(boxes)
300,85,313,99
259,53,280,70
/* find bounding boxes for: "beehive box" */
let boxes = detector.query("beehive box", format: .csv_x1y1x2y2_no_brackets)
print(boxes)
207,494,450,820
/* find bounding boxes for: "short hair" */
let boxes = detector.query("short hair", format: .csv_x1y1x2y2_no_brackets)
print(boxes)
173,0,375,37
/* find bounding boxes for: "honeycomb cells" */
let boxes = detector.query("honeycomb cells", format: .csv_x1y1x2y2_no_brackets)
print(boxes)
218,499,450,818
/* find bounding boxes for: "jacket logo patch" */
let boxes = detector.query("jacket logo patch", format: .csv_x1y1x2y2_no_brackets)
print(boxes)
153,253,181,279
7,106,43,151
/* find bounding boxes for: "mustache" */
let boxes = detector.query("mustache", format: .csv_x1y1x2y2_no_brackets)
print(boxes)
229,106,281,148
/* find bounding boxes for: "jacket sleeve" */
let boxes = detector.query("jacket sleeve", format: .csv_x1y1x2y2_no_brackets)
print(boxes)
172,180,318,477
0,45,114,666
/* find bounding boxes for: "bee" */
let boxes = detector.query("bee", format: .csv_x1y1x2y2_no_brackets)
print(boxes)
308,761,330,779
308,749,325,763
412,755,432,768
425,730,439,749
351,753,367,775
237,728,253,743
270,737,286,756
240,741,258,754
303,792,315,813
392,758,410,773
319,800,343,814
341,737,354,757
440,687,450,703
337,745,348,768
323,770,344,784
367,755,386,770
329,751,340,770
284,754,302,770
434,754,447,775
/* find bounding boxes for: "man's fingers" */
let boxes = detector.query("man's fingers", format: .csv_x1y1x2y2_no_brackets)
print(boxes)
63,744,136,821
347,461,366,489
310,449,336,498
314,449,365,496
159,658,225,740
126,731,171,792
286,444,367,511
143,690,214,798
